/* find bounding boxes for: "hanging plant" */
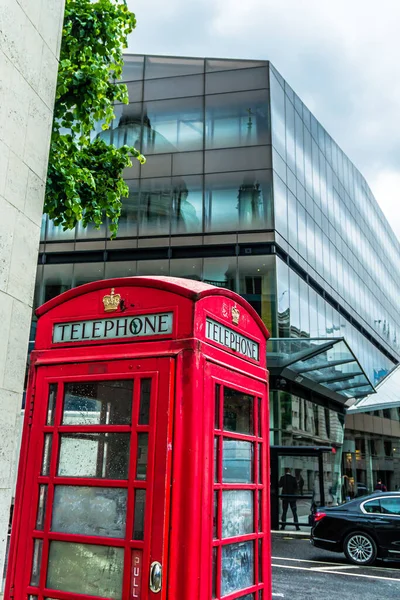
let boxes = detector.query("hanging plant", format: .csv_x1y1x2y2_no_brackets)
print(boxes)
45,0,145,238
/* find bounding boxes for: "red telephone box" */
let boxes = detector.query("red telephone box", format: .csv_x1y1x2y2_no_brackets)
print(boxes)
5,276,271,600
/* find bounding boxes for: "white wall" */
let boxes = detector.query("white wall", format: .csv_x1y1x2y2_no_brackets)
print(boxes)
0,0,65,579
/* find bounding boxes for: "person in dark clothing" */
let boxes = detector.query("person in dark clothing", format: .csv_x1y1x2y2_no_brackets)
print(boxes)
374,479,387,492
279,468,300,530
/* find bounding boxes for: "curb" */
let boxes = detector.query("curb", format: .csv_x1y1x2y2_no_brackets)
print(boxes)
271,529,310,539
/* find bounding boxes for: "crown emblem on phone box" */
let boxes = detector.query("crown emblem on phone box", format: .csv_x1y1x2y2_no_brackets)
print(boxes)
231,306,240,325
103,288,121,312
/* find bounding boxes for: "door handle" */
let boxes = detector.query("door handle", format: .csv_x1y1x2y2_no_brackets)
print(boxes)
149,561,162,593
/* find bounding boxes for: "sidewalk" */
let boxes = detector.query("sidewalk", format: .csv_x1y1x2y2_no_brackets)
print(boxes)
272,528,310,539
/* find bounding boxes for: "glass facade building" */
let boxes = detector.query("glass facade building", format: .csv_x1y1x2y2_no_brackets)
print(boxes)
34,55,400,514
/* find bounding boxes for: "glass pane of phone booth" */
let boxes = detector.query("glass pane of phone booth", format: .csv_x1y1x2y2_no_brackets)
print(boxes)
213,381,266,599
24,365,167,600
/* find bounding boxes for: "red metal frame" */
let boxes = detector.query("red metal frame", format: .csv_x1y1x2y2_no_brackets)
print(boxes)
6,276,271,600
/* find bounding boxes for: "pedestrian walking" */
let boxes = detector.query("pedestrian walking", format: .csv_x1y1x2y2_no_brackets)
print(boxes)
374,478,387,492
279,468,300,531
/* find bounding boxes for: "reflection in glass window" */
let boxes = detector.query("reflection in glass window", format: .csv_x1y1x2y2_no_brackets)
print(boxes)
136,433,149,480
269,73,285,160
137,260,169,277
363,500,380,514
221,541,254,596
30,539,43,586
45,217,76,242
205,90,269,150
205,170,272,232
144,74,203,101
47,541,124,598
170,258,203,281
145,56,204,79
133,489,146,539
238,255,276,333
52,486,127,538
222,490,254,538
58,433,130,479
289,270,300,337
141,97,203,155
41,434,52,476
43,264,73,303
119,55,144,82
46,384,58,426
223,440,253,483
212,547,217,597
105,261,137,279
170,175,202,234
117,182,139,237
109,103,142,150
73,263,105,288
380,498,400,515
277,258,290,338
76,221,106,240
203,257,237,291
224,388,253,434
36,485,47,530
138,177,172,236
62,381,133,426
206,66,268,95
139,379,151,425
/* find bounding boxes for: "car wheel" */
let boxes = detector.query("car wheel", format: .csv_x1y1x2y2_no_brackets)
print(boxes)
343,531,377,565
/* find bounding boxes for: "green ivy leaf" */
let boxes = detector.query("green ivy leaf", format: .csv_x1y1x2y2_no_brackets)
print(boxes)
45,0,144,239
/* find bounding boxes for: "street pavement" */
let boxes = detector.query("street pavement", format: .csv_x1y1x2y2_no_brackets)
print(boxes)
272,530,400,600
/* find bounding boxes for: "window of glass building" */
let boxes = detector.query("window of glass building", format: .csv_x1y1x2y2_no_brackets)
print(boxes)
170,175,203,234
144,56,204,79
276,258,290,338
203,257,237,290
205,65,268,95
45,219,76,242
273,175,287,239
137,260,169,277
138,177,172,237
238,255,276,334
108,102,142,150
119,55,144,82
144,74,204,101
269,71,285,160
104,262,137,279
169,258,202,281
141,96,204,155
76,221,106,240
384,441,393,457
205,89,269,150
204,170,273,232
73,263,105,288
117,182,139,238
43,264,73,303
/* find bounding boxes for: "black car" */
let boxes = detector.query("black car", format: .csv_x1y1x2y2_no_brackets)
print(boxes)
311,491,400,565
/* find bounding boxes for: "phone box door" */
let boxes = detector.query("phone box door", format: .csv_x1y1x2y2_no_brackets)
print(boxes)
8,357,174,600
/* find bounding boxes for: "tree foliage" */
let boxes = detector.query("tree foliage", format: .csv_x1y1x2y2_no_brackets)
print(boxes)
45,0,145,238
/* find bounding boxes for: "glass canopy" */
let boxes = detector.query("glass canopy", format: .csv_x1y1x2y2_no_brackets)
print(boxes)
267,338,375,405
347,363,400,413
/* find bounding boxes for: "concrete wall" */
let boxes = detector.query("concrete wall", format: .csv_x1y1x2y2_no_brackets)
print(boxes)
0,0,65,579
345,413,400,438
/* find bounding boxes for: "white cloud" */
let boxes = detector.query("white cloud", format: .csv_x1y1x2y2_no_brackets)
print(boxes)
127,0,400,240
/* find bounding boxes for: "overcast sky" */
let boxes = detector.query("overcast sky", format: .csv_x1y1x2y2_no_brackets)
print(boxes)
127,0,400,240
